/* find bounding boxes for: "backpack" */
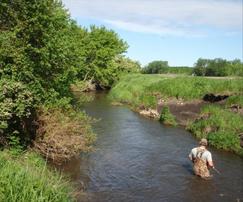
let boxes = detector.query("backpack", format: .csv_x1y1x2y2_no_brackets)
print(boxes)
193,148,210,178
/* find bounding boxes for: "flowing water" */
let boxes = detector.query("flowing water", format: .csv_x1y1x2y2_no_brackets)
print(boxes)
57,93,243,202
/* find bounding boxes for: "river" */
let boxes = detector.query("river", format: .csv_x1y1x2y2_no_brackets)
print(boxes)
56,93,243,202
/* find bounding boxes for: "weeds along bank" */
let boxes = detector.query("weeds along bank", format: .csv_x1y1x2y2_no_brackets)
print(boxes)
109,74,243,156
0,151,74,202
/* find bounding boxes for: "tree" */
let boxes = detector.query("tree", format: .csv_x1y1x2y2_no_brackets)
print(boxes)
193,58,208,76
193,58,243,77
142,60,168,74
81,26,128,87
114,55,141,73
0,0,88,144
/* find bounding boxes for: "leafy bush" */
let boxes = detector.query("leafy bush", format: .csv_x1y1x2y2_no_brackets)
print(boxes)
0,79,36,146
159,106,177,126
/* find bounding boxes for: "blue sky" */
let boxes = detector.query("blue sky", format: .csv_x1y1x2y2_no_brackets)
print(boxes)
62,0,242,67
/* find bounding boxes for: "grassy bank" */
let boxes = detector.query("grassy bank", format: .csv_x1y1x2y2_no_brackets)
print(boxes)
0,150,74,202
187,105,243,156
109,74,243,109
109,74,243,156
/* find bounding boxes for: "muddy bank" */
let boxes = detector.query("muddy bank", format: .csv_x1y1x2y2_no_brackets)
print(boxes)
157,99,205,126
112,99,207,126
127,98,206,126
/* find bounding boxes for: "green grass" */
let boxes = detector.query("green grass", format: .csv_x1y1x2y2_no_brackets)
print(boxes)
0,151,74,202
187,105,243,156
109,74,243,108
225,95,243,108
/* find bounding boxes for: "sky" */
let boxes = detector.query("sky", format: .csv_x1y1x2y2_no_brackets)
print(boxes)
62,0,243,67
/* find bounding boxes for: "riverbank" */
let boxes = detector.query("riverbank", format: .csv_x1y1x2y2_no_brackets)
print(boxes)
109,74,243,156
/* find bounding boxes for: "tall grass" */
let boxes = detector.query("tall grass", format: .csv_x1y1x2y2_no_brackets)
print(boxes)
110,74,163,108
109,74,243,108
0,151,74,202
187,105,243,156
225,95,243,108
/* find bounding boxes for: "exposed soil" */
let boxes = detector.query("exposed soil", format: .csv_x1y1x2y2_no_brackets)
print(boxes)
157,99,206,126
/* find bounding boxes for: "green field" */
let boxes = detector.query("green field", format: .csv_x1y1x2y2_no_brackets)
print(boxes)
109,74,243,108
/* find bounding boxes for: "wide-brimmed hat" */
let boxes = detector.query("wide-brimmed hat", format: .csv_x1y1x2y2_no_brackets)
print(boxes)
199,138,208,146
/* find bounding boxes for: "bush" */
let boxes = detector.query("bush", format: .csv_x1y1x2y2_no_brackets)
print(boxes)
0,79,36,146
34,108,96,162
159,106,177,126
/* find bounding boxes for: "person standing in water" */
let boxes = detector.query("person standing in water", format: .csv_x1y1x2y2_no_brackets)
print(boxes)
189,138,214,179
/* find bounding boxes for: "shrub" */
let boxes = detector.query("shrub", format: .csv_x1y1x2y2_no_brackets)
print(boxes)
159,106,177,126
34,108,96,162
0,79,36,146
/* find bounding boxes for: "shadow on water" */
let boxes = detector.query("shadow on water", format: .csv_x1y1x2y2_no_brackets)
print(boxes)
182,163,194,175
54,93,243,202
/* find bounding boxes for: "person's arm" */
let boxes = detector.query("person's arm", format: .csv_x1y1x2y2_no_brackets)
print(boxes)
207,160,214,168
188,150,194,162
206,152,214,168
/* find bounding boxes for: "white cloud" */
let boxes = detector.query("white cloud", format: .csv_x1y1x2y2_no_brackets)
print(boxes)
62,0,242,36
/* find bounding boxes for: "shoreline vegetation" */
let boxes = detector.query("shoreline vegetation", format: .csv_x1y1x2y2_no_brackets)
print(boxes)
109,74,243,156
0,150,74,201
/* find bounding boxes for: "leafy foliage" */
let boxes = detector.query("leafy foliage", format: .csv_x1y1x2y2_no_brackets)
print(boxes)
159,106,177,126
142,60,168,74
0,0,128,147
0,79,36,145
81,26,128,87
